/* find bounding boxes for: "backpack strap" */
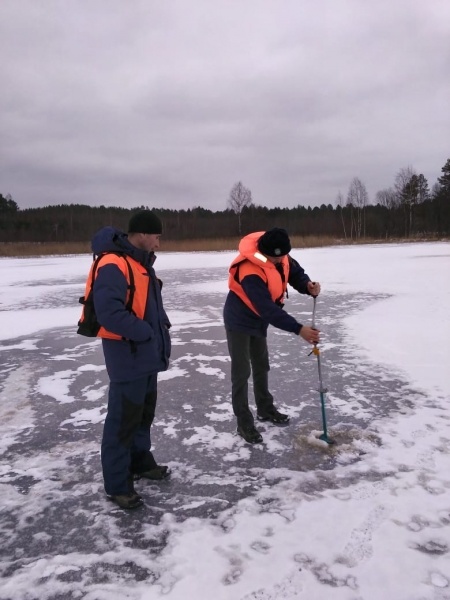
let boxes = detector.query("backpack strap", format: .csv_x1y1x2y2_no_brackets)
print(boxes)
121,255,135,314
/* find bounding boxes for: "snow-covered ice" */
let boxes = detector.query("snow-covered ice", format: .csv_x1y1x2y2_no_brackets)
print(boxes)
0,241,449,600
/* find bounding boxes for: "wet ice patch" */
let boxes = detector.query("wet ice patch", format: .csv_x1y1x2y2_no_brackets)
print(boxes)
0,365,35,451
49,341,102,361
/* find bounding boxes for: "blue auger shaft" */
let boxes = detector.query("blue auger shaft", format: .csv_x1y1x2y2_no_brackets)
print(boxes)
311,296,334,444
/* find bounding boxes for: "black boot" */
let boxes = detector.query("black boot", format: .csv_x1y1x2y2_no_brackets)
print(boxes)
237,425,263,444
108,492,144,509
133,465,171,481
257,408,290,425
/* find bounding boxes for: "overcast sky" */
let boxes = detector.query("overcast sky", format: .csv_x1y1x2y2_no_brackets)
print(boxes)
1,1,449,213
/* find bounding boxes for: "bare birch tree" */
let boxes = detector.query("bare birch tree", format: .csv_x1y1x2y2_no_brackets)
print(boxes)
376,188,397,210
375,188,397,238
347,177,368,239
335,191,347,238
394,166,417,236
227,181,253,234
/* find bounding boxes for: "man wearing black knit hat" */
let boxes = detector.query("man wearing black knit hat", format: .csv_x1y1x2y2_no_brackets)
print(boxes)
223,228,321,444
78,209,171,509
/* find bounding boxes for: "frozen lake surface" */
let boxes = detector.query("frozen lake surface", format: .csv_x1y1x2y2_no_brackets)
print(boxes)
0,242,449,600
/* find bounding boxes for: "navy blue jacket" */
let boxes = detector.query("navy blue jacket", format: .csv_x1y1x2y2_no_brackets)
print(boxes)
223,256,311,337
91,227,171,382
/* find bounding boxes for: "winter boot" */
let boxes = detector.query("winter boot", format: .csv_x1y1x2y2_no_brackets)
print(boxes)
257,408,290,425
108,492,144,509
133,465,171,481
237,425,263,444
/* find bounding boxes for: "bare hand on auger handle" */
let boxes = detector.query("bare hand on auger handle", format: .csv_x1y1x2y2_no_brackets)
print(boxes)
307,281,321,297
300,326,320,345
300,281,321,345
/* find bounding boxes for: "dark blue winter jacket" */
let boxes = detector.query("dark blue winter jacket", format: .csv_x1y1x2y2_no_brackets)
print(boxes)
91,227,171,382
223,256,312,337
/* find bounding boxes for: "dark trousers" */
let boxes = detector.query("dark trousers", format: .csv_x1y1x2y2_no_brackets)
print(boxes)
226,329,274,428
101,374,158,496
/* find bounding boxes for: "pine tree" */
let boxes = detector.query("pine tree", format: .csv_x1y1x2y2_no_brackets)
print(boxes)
0,193,19,213
437,158,450,191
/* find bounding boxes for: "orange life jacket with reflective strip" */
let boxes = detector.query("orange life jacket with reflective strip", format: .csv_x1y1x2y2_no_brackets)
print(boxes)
228,232,290,316
78,252,149,340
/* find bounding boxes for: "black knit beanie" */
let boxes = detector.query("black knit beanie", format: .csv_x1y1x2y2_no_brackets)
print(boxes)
128,210,162,234
257,228,291,257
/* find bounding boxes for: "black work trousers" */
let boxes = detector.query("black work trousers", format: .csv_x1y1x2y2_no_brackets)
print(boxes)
101,374,159,496
226,328,275,429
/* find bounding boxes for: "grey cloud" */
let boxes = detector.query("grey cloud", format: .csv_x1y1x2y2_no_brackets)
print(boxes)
1,0,449,212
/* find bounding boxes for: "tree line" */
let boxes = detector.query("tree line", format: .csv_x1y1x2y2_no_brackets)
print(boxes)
1,159,449,243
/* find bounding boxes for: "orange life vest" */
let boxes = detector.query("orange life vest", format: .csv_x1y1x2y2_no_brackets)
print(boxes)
228,231,290,316
78,253,149,340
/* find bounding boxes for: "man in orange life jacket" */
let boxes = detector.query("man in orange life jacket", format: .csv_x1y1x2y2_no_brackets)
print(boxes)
84,210,171,509
224,228,321,444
